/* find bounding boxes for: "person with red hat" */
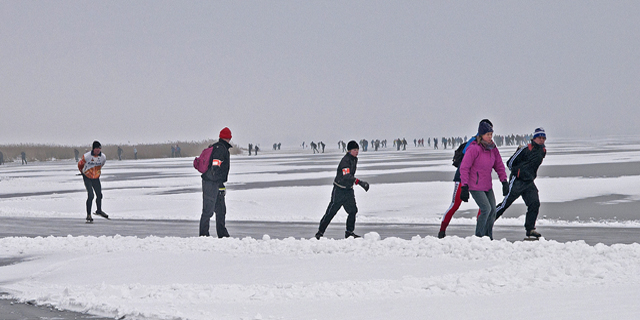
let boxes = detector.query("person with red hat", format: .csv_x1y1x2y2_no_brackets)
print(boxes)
199,127,233,237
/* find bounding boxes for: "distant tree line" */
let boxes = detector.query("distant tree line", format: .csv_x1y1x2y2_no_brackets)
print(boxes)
0,140,242,163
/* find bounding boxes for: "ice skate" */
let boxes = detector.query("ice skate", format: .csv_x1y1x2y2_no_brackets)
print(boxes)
524,229,541,241
93,210,110,220
345,231,360,239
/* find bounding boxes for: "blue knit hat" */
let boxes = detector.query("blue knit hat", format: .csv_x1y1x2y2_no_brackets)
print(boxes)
478,121,494,136
533,127,546,139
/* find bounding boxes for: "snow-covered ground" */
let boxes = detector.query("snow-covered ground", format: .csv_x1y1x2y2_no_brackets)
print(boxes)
1,137,640,319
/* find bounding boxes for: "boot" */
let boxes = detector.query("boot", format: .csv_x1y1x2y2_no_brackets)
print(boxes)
438,231,446,239
86,215,93,223
526,229,541,238
94,210,109,219
345,231,360,239
314,231,323,240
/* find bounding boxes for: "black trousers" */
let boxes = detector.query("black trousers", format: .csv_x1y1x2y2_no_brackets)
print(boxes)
318,186,358,234
82,175,102,216
496,177,540,231
199,180,228,237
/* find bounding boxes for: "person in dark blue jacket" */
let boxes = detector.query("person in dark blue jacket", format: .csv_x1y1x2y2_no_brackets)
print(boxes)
315,140,369,239
496,128,547,238
199,127,233,237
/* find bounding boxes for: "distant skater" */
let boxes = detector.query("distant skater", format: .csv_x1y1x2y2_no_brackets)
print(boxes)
21,151,27,165
315,141,369,239
199,127,233,237
459,122,508,239
134,147,138,160
248,143,253,156
496,128,547,239
117,146,123,160
74,149,80,162
254,145,259,156
78,141,108,222
0,151,4,165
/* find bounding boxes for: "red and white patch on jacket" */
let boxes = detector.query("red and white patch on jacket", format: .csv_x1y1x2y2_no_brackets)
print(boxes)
342,168,350,175
211,159,222,166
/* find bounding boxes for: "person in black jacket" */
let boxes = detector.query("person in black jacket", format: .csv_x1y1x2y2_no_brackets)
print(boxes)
495,128,547,238
315,140,370,239
199,127,233,237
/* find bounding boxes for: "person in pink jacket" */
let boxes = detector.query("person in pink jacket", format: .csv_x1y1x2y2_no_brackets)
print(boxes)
459,121,508,239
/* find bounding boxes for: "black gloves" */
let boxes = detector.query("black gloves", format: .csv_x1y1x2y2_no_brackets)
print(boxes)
502,181,509,196
357,180,370,192
460,185,469,202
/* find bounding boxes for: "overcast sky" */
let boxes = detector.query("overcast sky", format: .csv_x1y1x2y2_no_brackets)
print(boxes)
1,1,639,147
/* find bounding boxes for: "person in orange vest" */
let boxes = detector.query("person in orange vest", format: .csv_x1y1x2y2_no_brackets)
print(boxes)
77,141,108,222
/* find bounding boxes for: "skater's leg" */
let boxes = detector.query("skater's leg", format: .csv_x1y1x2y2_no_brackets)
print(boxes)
83,175,95,216
199,180,217,236
318,187,344,234
343,189,358,233
440,182,463,233
470,190,492,238
93,178,103,213
214,191,229,238
522,182,540,232
484,189,497,239
496,177,521,220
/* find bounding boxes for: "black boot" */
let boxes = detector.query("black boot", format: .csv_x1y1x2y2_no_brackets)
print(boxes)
86,215,93,223
345,231,360,238
438,231,446,239
94,210,109,219
314,231,323,240
526,229,541,238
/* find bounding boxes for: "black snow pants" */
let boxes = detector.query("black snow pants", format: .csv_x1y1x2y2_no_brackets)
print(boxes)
199,179,229,238
83,175,102,216
496,177,540,231
318,186,358,234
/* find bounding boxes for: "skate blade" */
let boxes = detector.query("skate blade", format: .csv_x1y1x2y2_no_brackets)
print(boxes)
93,212,110,219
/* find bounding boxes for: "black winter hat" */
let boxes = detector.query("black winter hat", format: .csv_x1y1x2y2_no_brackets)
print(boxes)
347,140,359,151
478,122,494,136
92,141,102,149
480,119,493,127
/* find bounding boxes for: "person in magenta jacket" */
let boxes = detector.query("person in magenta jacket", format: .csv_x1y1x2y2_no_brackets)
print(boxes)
459,121,509,239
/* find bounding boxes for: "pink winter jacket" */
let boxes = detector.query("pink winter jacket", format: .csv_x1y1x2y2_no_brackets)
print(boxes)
460,141,507,191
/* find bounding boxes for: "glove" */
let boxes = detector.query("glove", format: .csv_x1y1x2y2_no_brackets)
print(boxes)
357,180,370,192
502,181,509,196
460,185,469,202
218,187,226,196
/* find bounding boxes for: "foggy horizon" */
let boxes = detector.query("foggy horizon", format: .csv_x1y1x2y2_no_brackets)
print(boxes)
2,1,639,147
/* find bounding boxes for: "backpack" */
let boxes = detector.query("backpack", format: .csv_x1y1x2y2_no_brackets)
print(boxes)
452,143,466,167
193,146,214,173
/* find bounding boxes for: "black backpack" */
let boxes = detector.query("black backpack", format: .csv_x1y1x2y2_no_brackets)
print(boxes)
452,143,466,167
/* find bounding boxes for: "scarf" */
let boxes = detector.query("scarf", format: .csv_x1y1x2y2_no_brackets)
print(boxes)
479,139,496,150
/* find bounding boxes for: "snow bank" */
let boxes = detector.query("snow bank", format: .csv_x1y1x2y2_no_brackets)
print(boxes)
1,235,640,319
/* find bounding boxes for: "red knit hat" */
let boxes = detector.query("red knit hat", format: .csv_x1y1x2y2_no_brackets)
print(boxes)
219,127,232,140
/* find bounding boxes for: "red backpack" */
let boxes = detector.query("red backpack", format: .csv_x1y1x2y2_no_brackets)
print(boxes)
193,146,214,173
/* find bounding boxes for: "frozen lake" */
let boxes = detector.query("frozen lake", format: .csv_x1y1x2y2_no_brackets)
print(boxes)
2,137,640,228
2,137,640,320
